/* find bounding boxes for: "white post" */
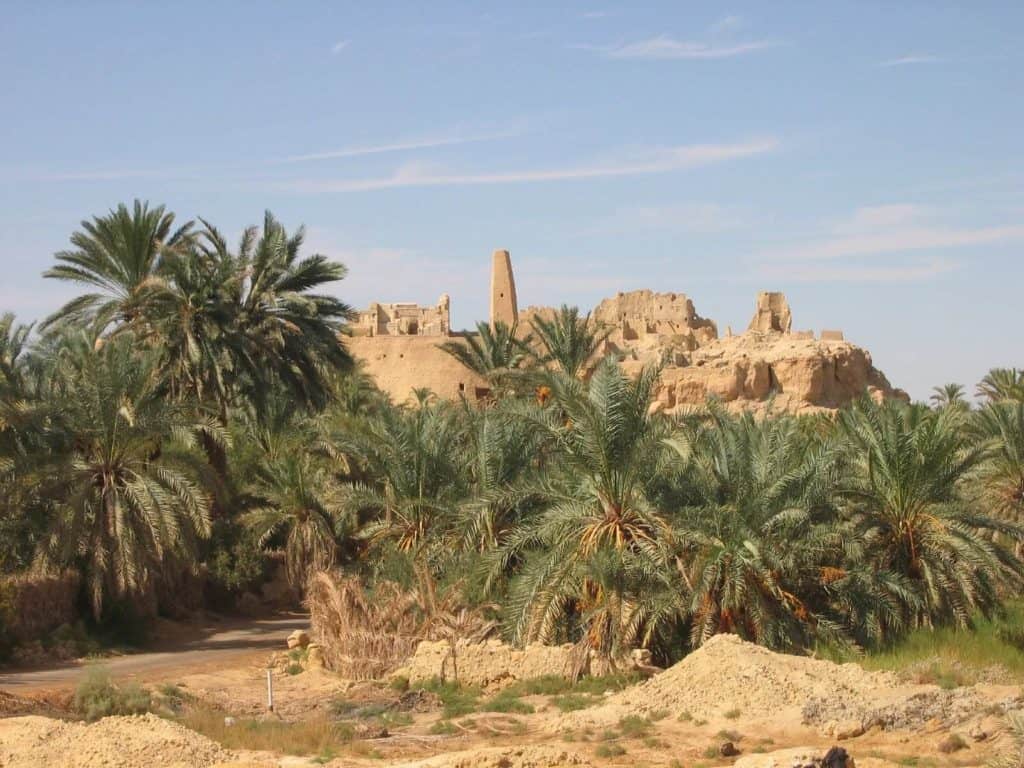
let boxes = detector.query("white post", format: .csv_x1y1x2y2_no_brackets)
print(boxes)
266,668,274,712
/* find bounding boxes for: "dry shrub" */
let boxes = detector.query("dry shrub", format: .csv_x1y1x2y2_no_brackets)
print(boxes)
306,570,497,679
306,572,423,679
0,570,79,643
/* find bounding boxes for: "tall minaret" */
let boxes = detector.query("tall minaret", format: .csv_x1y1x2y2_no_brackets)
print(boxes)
489,249,518,328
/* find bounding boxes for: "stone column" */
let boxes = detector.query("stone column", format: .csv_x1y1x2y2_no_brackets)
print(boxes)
489,249,518,328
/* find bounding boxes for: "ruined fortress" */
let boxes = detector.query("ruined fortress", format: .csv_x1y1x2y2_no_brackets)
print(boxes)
348,251,907,413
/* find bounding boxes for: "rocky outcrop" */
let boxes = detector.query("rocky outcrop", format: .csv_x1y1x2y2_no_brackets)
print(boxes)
634,332,908,416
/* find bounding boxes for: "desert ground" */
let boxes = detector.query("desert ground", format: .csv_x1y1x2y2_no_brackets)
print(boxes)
0,620,1017,768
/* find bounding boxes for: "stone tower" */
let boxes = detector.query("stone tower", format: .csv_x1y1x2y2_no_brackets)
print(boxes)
489,249,518,328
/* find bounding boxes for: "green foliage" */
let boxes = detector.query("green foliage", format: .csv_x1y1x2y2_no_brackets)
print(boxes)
439,320,534,392
481,689,535,714
73,666,152,721
416,677,482,718
529,304,611,378
4,199,1024,676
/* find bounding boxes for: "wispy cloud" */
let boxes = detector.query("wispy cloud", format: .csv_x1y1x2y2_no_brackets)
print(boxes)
331,39,350,55
879,54,942,67
274,138,779,193
768,223,1024,261
754,204,1024,283
710,15,743,33
581,36,778,60
273,127,523,164
582,201,752,236
580,10,612,19
745,205,1024,284
757,259,959,283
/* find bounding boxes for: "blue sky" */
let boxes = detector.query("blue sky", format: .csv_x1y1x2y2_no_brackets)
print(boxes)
1,1,1021,400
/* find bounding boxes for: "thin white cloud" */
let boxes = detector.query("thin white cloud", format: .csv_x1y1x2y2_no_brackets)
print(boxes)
879,54,942,67
578,35,778,60
274,138,779,193
580,10,612,19
274,128,523,164
833,204,933,233
584,202,751,235
758,259,958,283
769,224,1024,262
710,15,743,33
760,203,1024,261
331,39,350,55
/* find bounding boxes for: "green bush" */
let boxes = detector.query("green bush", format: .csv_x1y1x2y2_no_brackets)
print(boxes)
73,666,152,721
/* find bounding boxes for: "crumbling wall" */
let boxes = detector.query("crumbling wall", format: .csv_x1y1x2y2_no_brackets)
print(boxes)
592,290,717,346
347,335,487,403
748,291,793,333
355,295,451,337
397,639,577,689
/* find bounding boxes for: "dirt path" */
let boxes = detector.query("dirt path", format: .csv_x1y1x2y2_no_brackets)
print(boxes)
0,615,309,693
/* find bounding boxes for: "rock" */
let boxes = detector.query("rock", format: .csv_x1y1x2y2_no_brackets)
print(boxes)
937,734,968,753
285,630,310,650
828,719,866,740
720,741,741,757
395,689,442,712
305,643,324,670
822,746,853,768
223,716,237,727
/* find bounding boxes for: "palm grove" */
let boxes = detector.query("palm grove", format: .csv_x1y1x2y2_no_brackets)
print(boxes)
2,200,1024,666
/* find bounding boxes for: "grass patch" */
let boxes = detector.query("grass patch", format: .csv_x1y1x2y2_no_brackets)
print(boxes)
428,720,458,735
180,709,354,755
722,707,741,719
717,729,743,742
617,715,652,738
830,599,1024,685
415,678,481,719
481,690,535,714
595,743,627,758
551,693,596,712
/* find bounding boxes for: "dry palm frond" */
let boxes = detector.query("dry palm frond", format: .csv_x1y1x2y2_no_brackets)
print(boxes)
306,570,498,680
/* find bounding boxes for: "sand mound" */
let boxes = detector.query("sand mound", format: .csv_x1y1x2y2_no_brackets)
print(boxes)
0,713,230,768
563,633,1016,732
387,745,592,768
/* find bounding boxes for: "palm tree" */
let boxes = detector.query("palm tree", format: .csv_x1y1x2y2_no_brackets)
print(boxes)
970,402,1024,525
34,332,212,619
243,450,347,588
837,396,1024,627
144,221,242,415
664,408,911,650
0,314,49,572
977,368,1024,403
439,320,533,394
337,400,468,560
42,200,193,331
457,402,544,552
229,212,356,415
530,305,612,379
930,383,967,409
493,359,674,663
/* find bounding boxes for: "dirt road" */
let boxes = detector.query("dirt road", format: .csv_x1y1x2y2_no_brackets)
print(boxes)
0,615,309,692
